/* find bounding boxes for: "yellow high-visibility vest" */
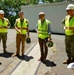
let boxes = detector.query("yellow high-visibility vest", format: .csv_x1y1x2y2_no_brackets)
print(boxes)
16,18,28,34
0,18,9,33
65,15,74,35
38,19,50,39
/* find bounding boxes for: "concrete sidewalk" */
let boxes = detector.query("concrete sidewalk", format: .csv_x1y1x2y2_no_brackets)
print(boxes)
0,29,74,75
0,29,38,75
11,43,40,75
9,40,57,75
10,42,56,75
37,35,74,75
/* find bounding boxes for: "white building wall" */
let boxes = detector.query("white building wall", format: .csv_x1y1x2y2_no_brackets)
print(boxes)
21,2,74,34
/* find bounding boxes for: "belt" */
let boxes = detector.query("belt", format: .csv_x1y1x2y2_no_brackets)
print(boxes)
65,26,74,30
0,26,8,29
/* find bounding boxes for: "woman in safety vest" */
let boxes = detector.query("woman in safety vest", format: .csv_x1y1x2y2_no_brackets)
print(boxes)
36,12,51,62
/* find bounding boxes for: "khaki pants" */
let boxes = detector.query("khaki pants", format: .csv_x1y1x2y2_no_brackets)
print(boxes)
16,34,26,55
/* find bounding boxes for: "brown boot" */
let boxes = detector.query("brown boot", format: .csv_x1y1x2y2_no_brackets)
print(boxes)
22,54,25,58
3,49,8,53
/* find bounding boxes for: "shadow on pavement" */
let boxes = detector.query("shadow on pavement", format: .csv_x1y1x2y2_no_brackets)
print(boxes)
0,52,13,58
43,60,56,67
17,55,34,62
0,62,2,65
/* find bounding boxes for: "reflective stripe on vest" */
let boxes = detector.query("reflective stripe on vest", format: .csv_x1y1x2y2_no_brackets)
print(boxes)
16,18,28,34
38,19,50,39
65,15,74,35
0,18,8,33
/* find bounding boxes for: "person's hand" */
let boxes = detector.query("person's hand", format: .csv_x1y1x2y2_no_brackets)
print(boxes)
71,30,74,33
48,38,51,42
19,30,22,34
15,27,22,34
17,29,22,34
37,31,39,34
0,26,2,28
64,26,69,30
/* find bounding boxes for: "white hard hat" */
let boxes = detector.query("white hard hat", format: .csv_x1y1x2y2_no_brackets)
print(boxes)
0,10,4,14
39,12,45,15
67,62,74,69
19,11,24,14
66,4,74,10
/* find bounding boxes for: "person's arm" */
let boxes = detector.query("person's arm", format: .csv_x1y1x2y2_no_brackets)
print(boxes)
48,23,51,41
36,24,38,33
62,19,65,26
27,25,29,37
26,20,30,37
3,18,10,28
62,18,66,30
7,19,11,28
14,20,21,34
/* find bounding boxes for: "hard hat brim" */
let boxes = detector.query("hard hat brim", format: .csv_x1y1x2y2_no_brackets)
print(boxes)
0,10,4,14
39,12,45,15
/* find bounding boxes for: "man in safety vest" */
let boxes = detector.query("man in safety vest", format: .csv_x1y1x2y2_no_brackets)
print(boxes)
36,12,51,62
0,10,10,53
12,11,30,58
62,4,74,64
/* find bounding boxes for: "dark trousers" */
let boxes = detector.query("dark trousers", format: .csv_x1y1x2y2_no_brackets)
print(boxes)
38,38,48,59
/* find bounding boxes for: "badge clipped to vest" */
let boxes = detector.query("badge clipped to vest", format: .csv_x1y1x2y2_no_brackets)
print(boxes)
26,38,31,44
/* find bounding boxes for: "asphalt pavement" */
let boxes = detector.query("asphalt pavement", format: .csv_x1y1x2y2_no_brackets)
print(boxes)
0,29,74,75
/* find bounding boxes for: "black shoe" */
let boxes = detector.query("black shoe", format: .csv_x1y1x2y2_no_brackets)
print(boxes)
22,54,25,58
42,58,46,63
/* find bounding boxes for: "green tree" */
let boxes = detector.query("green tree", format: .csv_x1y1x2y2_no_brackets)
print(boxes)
0,0,26,28
0,0,66,27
